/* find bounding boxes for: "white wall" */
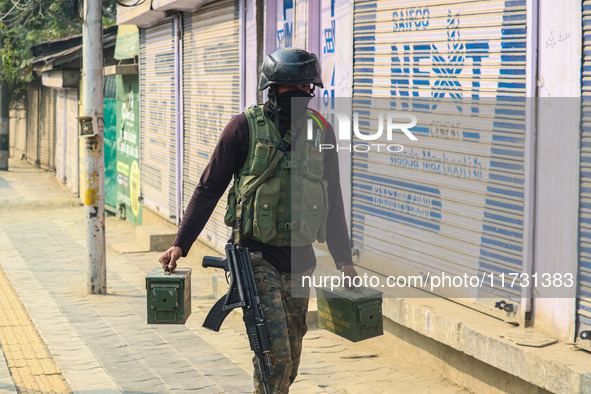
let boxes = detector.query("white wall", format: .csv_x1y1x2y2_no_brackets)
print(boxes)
533,0,582,340
316,0,354,231
243,0,259,108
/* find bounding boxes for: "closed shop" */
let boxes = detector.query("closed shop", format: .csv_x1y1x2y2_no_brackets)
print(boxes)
9,106,26,160
182,0,240,251
38,86,56,170
139,19,177,221
352,0,527,319
65,90,79,195
26,81,39,165
55,89,79,195
577,0,591,351
55,90,65,181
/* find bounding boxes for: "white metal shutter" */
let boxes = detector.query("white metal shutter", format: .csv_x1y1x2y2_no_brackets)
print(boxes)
66,90,79,195
352,0,527,319
55,90,66,182
139,19,177,221
26,81,40,165
9,108,26,159
38,86,56,170
577,0,591,351
182,0,239,252
55,89,79,195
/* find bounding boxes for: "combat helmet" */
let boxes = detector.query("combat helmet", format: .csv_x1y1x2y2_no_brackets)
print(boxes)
258,48,324,91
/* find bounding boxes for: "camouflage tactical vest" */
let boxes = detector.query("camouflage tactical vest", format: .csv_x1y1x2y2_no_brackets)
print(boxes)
224,104,329,247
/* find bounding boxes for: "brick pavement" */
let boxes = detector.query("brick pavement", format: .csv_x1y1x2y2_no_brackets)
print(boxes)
0,264,71,393
0,159,469,393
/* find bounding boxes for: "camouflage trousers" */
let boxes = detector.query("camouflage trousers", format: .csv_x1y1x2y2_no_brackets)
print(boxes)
251,255,313,394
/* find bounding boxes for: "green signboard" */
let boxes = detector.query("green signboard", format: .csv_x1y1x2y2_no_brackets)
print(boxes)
104,75,118,210
116,74,142,225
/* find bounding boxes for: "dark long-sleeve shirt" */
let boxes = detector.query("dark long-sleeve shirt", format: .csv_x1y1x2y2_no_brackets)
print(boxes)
172,110,353,274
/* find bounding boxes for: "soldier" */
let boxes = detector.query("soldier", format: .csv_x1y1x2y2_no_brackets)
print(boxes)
159,47,358,393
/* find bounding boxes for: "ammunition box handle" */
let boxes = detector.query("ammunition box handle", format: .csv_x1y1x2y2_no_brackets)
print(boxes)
150,284,180,289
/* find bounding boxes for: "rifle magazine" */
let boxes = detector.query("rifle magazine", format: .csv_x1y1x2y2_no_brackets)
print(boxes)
202,295,232,332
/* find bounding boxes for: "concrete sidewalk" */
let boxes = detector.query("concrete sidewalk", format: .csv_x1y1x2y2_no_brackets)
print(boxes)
0,159,468,393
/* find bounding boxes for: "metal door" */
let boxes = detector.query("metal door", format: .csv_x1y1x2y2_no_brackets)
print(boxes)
38,86,56,170
182,0,240,251
352,0,527,320
577,0,591,351
26,81,39,166
139,19,177,221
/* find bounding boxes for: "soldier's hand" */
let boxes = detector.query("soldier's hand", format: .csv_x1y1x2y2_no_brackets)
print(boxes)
340,264,359,288
159,246,183,272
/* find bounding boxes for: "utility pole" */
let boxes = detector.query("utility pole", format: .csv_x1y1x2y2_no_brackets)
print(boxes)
0,36,9,171
82,0,106,294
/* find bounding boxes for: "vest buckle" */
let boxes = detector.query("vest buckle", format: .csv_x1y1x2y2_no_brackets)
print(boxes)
283,221,298,231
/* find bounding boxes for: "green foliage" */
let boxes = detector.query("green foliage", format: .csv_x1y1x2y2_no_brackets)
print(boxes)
0,0,117,105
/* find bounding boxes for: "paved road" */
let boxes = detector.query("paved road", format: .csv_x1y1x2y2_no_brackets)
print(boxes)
0,159,469,393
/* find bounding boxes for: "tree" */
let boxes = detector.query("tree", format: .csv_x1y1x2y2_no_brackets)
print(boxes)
0,0,116,105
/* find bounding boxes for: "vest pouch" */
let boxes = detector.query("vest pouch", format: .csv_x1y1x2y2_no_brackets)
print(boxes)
251,141,276,176
223,183,237,227
241,195,254,239
253,178,282,243
291,178,327,246
237,175,259,239
303,146,324,181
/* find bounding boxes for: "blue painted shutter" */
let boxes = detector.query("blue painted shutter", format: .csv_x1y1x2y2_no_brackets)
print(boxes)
577,0,591,351
352,0,527,320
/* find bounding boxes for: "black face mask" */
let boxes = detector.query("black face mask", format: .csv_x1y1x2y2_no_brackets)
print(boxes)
265,89,313,131
276,89,313,114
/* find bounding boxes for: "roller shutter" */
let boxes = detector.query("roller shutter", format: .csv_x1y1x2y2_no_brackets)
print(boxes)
577,0,591,351
26,81,39,165
55,90,66,182
182,0,240,252
139,19,177,221
66,90,79,195
8,107,26,159
352,0,527,319
38,86,56,170
55,89,79,194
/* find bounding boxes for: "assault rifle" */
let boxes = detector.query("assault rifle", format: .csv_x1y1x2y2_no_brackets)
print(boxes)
202,243,272,394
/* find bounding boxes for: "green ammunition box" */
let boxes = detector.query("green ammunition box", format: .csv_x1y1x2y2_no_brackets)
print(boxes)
146,268,191,324
316,286,383,342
